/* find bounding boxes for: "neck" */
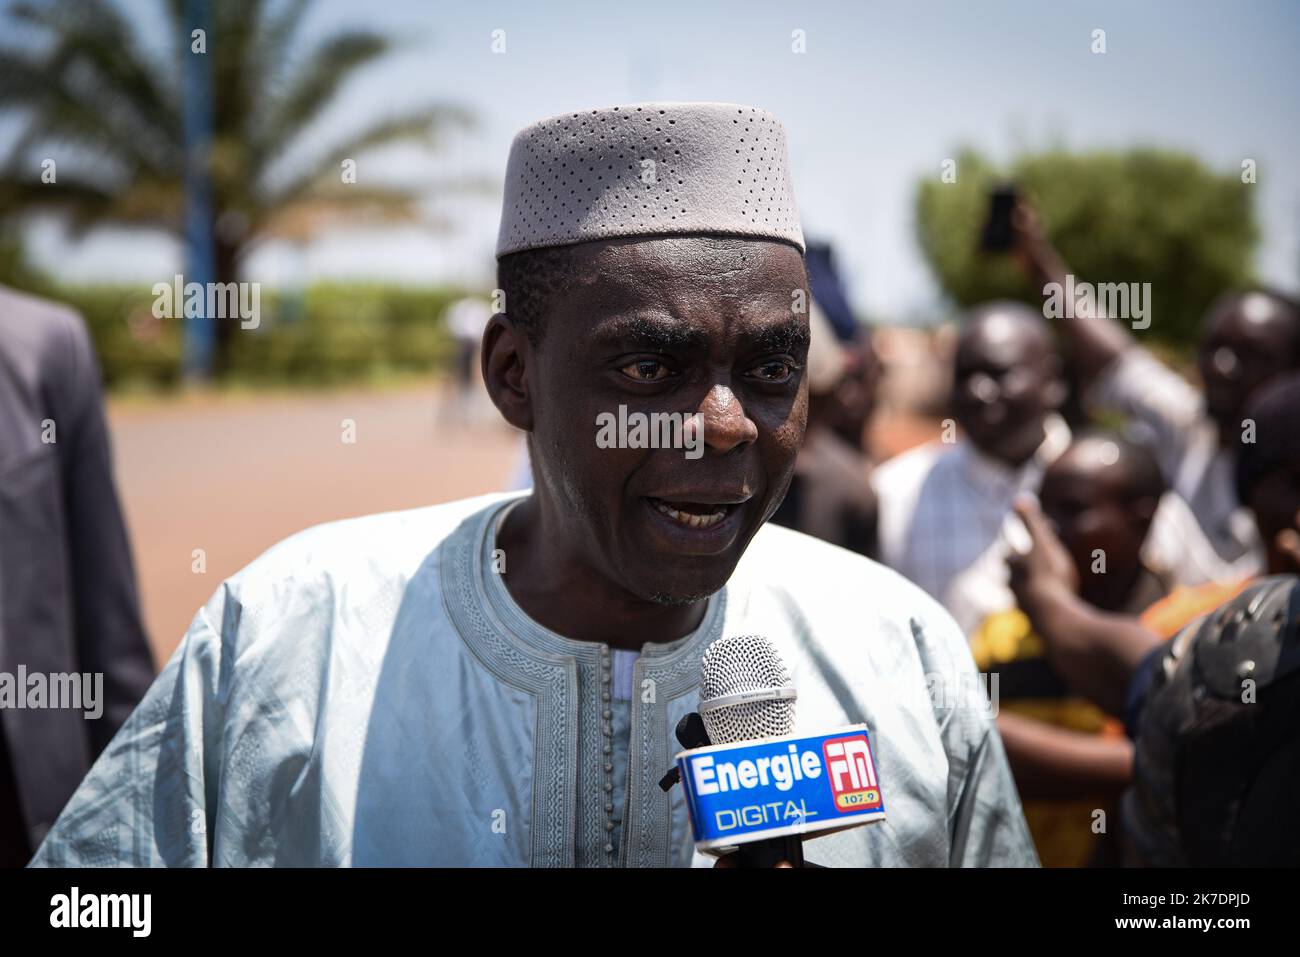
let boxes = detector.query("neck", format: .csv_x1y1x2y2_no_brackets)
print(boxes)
495,494,708,650
1080,561,1143,612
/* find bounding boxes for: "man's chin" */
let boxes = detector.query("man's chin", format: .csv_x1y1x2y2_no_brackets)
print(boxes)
955,418,1004,454
628,561,735,607
645,588,721,607
968,421,1044,464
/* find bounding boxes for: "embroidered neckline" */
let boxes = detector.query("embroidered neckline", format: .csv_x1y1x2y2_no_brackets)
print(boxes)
478,496,724,666
440,495,728,866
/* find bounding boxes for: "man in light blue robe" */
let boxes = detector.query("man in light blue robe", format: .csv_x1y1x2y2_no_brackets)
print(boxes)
31,102,1038,868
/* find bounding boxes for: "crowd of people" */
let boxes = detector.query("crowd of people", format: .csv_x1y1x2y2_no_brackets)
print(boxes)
775,198,1300,865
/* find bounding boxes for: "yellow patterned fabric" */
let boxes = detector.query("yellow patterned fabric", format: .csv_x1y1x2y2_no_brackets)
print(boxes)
972,609,1120,867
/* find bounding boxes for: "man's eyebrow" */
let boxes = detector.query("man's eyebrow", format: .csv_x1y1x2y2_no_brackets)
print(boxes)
591,315,705,352
752,316,811,354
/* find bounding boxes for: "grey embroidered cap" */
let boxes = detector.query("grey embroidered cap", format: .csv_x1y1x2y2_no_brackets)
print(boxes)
496,102,804,258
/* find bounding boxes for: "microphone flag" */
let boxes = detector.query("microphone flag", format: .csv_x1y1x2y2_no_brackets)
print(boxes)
676,723,887,852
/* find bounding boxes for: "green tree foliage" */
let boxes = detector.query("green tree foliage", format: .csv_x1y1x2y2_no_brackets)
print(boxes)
0,0,471,369
915,148,1257,347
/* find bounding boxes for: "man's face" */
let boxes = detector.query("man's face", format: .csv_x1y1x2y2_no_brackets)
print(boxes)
1198,294,1297,434
1039,446,1150,584
524,236,809,604
824,338,880,449
952,312,1059,464
1247,462,1300,574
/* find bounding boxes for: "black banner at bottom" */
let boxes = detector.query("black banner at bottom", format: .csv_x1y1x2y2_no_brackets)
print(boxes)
0,866,1284,943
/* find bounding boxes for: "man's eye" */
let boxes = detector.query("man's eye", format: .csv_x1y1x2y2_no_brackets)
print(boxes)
620,359,671,382
750,360,795,383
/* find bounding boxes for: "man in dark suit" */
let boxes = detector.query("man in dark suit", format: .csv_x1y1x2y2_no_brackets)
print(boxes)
0,284,154,865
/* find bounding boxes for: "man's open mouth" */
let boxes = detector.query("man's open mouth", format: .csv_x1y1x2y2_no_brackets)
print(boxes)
645,496,734,529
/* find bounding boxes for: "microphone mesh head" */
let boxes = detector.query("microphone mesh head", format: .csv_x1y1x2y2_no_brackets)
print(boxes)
699,634,795,744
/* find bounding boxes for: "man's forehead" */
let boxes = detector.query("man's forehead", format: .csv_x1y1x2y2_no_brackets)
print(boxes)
570,236,805,293
957,310,1050,364
1207,293,1294,340
594,242,800,314
1050,440,1121,481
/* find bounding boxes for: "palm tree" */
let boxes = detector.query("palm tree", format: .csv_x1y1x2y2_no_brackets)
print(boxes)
0,0,471,371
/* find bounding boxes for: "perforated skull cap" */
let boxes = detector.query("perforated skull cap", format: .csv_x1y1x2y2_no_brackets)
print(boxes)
496,102,805,258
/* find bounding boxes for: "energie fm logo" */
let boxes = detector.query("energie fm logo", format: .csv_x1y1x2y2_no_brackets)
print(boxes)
823,734,881,811
677,725,886,849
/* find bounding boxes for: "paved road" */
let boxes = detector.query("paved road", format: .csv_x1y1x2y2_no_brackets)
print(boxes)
107,381,521,663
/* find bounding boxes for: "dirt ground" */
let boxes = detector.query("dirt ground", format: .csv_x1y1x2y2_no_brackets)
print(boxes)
106,378,938,665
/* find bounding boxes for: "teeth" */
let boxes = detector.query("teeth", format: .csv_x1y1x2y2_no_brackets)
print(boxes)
651,499,728,529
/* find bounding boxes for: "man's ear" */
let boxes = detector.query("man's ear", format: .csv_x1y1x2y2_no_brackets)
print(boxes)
482,315,534,432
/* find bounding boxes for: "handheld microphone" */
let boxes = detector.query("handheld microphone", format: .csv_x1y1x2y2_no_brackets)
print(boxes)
698,634,804,867
676,634,887,866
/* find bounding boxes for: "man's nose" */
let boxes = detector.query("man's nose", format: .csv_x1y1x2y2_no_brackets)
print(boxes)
695,384,758,454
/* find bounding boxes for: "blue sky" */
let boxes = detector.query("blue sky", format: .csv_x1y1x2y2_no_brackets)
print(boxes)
15,0,1300,322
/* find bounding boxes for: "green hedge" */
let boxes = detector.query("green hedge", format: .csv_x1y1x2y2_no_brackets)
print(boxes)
49,282,466,390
